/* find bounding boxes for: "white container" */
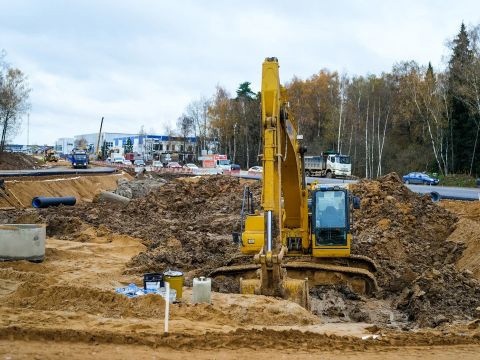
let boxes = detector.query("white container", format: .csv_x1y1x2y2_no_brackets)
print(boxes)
192,276,211,304
0,224,46,262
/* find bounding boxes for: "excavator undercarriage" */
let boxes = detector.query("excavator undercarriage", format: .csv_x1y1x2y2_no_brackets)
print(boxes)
210,254,378,308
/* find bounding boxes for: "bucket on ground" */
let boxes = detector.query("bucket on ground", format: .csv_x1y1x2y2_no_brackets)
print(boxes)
143,273,164,290
192,276,211,304
163,270,184,301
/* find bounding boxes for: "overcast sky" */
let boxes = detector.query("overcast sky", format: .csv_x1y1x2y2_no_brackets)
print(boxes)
2,0,480,145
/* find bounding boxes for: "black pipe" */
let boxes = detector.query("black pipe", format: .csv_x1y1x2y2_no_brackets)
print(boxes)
32,196,76,208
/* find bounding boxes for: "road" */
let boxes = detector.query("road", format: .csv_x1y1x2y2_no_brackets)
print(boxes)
0,166,117,177
1,166,478,201
238,171,480,201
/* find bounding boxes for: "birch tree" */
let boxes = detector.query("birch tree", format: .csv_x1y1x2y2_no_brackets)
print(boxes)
0,53,31,152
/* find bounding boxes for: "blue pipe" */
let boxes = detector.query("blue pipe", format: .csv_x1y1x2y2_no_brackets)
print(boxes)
32,196,77,208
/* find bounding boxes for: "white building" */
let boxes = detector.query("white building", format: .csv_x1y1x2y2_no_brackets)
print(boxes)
54,138,75,155
73,133,138,154
66,133,197,162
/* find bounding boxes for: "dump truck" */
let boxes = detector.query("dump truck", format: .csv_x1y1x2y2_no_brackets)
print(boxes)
70,150,89,169
304,152,352,178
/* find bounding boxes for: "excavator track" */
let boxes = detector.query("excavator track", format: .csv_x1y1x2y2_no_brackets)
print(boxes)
209,258,378,297
283,261,378,295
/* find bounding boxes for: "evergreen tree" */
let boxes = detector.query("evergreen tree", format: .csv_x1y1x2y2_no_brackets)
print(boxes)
236,82,256,100
448,23,475,173
124,137,133,153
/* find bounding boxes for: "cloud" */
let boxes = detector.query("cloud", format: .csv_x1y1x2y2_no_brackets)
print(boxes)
3,0,480,144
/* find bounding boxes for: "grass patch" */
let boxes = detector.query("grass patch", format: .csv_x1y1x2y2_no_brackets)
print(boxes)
431,173,479,188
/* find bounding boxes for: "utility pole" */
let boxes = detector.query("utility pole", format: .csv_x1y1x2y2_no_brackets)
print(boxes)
27,113,30,151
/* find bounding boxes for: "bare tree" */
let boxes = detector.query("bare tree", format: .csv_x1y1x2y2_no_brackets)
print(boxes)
0,52,31,152
186,97,210,157
176,114,194,161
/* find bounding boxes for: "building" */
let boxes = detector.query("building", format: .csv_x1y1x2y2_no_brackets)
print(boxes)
69,133,197,162
73,133,138,154
113,134,197,162
54,138,75,155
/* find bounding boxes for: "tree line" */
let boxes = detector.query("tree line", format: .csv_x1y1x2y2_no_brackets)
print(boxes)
178,23,480,178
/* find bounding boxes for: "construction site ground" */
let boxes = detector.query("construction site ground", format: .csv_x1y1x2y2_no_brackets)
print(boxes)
0,154,480,358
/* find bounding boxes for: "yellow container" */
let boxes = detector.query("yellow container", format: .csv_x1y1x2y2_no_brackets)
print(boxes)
163,270,184,300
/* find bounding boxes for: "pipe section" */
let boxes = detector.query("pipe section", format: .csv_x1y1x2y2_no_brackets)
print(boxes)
96,191,131,206
430,191,479,202
32,196,76,208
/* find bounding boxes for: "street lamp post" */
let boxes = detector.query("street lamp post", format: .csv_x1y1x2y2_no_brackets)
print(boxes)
233,123,237,164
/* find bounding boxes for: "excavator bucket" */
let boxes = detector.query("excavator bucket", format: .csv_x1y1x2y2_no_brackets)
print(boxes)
239,276,309,308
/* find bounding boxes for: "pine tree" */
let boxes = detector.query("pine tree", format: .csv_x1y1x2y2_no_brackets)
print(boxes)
448,23,475,173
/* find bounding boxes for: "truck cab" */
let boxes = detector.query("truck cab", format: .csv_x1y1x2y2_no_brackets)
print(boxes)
215,159,232,173
326,154,351,177
71,150,89,169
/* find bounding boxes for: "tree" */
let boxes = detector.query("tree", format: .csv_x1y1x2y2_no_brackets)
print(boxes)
0,51,31,152
176,114,194,161
186,97,210,157
236,82,256,99
448,23,475,174
455,24,480,175
75,137,88,149
123,137,133,154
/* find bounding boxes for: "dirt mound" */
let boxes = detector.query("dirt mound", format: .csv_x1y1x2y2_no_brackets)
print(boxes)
4,172,480,328
35,176,260,279
114,176,167,199
0,152,42,170
0,173,130,208
350,173,480,326
440,201,480,280
5,283,167,318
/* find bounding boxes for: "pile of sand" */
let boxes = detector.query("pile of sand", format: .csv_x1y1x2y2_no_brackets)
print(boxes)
0,152,41,170
351,173,480,326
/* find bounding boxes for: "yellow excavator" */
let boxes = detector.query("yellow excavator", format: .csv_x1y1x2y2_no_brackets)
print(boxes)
211,58,377,307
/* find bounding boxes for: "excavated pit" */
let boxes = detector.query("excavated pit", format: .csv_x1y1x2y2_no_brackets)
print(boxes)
1,172,480,331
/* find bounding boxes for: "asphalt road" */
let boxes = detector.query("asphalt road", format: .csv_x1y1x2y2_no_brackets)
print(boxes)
0,166,117,177
238,171,480,201
1,166,478,201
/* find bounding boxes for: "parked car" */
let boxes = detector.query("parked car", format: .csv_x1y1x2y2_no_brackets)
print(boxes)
166,161,182,168
152,160,163,168
402,172,439,185
183,163,198,169
134,159,146,167
122,159,132,165
230,164,241,171
248,166,263,173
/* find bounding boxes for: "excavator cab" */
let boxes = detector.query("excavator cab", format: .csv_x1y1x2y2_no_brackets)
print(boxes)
311,187,350,256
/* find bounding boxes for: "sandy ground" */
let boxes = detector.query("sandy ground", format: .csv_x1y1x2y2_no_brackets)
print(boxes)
0,174,480,358
1,223,479,358
1,341,480,360
0,173,131,208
